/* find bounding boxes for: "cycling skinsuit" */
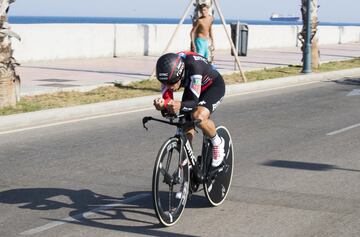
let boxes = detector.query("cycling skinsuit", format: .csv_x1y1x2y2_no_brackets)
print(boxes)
162,51,225,114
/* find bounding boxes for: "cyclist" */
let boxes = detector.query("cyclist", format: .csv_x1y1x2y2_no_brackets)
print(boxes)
153,51,225,167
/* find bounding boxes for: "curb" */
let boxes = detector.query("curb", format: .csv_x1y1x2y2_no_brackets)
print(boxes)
1,68,360,133
226,67,360,94
0,94,159,133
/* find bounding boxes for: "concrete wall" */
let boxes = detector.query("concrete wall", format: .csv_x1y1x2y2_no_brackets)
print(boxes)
339,26,360,43
11,24,360,62
12,24,115,61
247,25,299,48
317,26,341,45
115,24,145,56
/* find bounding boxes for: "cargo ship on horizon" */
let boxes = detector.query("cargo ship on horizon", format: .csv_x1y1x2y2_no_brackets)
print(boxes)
270,13,300,22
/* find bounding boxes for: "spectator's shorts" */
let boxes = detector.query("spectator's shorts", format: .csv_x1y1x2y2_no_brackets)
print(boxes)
195,37,209,59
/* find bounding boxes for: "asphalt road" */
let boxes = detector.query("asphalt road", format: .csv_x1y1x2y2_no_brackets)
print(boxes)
0,76,360,237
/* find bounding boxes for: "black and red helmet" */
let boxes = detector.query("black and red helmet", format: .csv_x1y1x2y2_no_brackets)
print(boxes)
156,53,185,85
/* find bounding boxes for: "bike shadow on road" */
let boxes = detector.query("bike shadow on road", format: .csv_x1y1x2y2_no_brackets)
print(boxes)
262,159,360,172
0,188,210,236
332,77,360,86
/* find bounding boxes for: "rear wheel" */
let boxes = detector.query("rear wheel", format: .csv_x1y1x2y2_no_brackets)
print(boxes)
203,126,234,206
152,137,190,226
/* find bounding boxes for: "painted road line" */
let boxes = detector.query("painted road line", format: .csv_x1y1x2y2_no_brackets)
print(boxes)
327,122,360,136
0,107,153,136
347,89,360,96
20,193,150,235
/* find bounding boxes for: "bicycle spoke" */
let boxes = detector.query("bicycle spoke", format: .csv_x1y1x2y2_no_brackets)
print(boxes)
168,185,173,214
159,163,173,185
165,149,173,171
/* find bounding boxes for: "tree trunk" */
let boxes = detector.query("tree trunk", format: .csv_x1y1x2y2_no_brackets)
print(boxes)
309,0,319,68
0,65,20,108
0,0,20,108
311,37,319,68
299,0,320,69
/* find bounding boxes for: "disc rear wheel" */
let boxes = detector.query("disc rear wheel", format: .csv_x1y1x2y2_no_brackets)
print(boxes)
204,126,234,206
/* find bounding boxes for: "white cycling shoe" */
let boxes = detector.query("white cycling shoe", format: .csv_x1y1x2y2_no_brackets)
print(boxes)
212,137,225,167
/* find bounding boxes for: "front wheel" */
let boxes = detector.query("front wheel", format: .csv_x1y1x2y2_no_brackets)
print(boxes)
204,126,234,206
152,137,190,226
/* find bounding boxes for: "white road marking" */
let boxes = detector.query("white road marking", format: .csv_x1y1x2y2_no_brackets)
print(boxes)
20,193,150,235
0,107,152,135
327,122,360,136
347,89,360,96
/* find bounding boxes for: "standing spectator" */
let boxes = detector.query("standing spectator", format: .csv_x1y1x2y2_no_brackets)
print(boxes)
190,4,214,61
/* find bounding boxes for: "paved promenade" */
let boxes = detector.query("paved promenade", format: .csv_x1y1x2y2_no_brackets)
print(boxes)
16,43,360,95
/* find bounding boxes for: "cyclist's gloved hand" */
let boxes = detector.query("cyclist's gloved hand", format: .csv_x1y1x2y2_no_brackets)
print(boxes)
161,110,177,118
167,100,181,114
153,98,165,111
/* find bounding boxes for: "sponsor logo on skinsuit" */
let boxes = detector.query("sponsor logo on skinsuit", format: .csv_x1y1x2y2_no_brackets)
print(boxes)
212,96,224,112
193,56,208,64
190,75,202,97
182,107,192,112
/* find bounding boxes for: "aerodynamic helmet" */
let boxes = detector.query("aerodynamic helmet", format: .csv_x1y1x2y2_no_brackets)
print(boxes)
156,53,185,85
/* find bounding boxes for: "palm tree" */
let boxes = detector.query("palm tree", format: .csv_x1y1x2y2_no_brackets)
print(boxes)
299,0,320,69
0,0,20,108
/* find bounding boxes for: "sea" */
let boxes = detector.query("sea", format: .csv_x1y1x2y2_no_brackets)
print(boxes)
8,16,360,26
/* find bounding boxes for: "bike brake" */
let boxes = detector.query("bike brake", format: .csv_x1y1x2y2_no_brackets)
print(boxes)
142,116,152,130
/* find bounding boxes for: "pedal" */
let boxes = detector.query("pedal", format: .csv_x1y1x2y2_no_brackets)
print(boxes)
208,163,226,179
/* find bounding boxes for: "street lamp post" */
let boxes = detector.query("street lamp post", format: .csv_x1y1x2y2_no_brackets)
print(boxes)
302,0,312,73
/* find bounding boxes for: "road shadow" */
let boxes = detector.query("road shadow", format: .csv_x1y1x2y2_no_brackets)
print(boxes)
114,83,161,93
262,159,360,172
0,188,209,236
333,77,360,86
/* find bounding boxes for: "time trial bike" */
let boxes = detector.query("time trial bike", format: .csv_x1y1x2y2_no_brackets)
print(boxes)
142,113,234,226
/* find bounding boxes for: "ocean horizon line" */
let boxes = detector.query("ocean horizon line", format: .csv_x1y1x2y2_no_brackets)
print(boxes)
8,15,360,27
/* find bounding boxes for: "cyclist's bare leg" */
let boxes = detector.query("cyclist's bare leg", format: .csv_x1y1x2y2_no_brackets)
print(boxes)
191,106,216,138
193,106,224,167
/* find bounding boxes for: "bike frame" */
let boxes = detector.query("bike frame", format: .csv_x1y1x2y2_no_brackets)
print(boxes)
143,115,214,186
179,132,196,167
143,115,206,182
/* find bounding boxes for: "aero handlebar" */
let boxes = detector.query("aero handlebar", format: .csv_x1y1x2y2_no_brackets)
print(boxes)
142,114,201,130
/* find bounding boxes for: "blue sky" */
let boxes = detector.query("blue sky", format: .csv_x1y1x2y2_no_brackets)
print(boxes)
9,0,360,23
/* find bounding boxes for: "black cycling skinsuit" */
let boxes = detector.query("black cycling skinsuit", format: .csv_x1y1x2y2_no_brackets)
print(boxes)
162,51,225,114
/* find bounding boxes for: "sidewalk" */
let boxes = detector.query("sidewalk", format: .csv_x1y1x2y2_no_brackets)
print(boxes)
16,43,360,96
